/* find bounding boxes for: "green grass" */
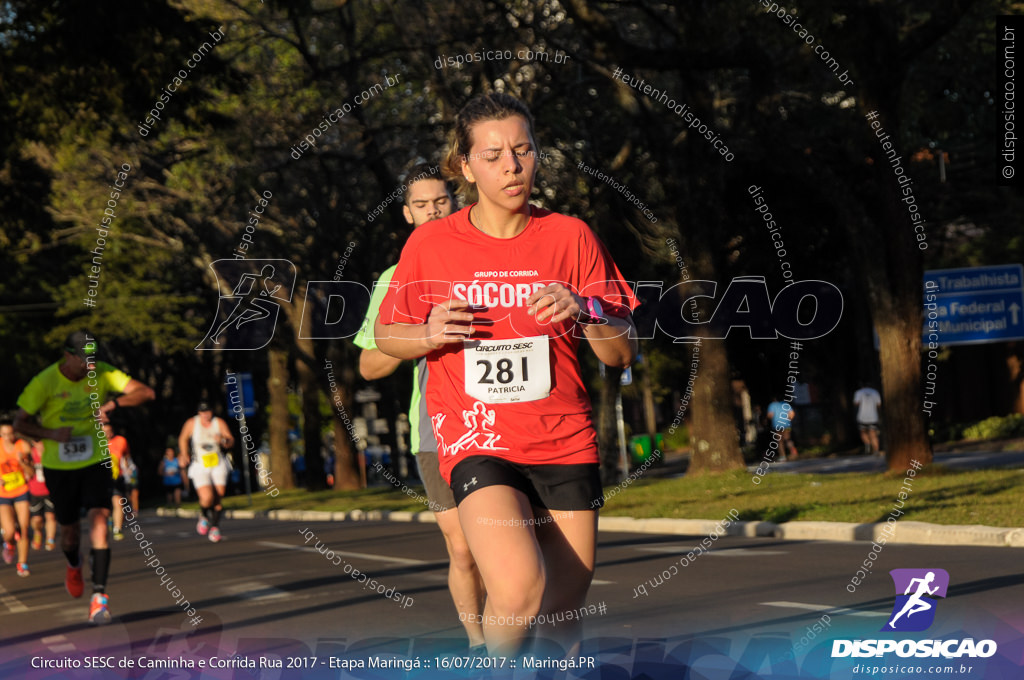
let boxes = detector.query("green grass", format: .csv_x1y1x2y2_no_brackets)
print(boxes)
187,465,1024,528
601,466,1024,527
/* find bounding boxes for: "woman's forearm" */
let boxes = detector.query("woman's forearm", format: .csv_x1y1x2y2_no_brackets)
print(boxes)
374,317,433,360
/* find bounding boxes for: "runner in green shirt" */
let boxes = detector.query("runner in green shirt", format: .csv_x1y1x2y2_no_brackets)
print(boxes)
15,330,155,624
354,161,485,650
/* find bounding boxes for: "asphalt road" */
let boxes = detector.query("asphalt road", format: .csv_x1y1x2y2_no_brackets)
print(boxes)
1,515,1021,679
770,449,1024,475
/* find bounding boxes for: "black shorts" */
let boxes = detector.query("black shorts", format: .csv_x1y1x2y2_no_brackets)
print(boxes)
29,493,54,516
112,477,127,496
415,451,456,512
44,463,114,525
449,456,603,511
857,421,880,432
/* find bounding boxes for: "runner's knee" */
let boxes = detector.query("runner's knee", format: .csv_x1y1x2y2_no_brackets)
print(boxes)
488,584,543,619
447,539,477,573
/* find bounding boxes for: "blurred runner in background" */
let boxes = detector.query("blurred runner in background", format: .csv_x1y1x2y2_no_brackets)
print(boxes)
14,330,155,624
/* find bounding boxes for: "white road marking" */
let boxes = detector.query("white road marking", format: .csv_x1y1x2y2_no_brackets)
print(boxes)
638,546,787,556
56,607,87,623
258,541,430,566
39,634,76,654
0,582,28,613
221,581,290,602
13,602,70,612
760,601,886,617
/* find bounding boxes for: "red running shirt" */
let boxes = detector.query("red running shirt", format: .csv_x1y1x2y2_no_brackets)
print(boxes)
378,206,638,482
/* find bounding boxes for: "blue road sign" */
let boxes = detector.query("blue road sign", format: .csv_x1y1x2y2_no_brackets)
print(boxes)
924,264,1024,346
226,371,257,417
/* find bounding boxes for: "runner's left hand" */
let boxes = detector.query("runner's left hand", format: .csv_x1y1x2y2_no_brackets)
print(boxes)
97,400,117,423
527,284,583,323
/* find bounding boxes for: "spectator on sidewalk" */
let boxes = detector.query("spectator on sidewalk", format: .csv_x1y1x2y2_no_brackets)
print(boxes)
853,383,882,456
766,397,797,460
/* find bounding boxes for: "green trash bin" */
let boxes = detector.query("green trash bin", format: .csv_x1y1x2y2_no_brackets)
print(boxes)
653,433,664,460
629,434,653,465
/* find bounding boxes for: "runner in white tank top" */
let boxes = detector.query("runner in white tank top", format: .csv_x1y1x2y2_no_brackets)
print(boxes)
178,402,234,542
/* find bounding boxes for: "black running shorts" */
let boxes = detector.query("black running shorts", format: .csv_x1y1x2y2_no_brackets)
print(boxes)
44,463,114,525
449,455,603,511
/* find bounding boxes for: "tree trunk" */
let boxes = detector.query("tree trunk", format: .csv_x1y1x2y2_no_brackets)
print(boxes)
320,348,363,491
877,316,932,471
640,357,658,437
296,366,325,490
292,297,327,490
331,380,363,490
689,336,743,472
856,100,933,472
683,243,744,473
267,347,295,489
597,366,624,484
814,111,934,472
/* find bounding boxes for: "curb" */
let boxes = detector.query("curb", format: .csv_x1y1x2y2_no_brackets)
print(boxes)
597,517,1024,548
156,507,1024,548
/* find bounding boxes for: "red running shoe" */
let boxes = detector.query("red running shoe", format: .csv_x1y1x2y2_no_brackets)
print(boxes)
65,564,84,598
89,593,111,625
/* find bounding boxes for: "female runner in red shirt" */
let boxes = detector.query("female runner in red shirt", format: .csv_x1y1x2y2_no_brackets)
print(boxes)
376,93,637,654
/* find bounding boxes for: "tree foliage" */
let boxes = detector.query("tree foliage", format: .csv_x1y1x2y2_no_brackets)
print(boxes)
1,0,1019,489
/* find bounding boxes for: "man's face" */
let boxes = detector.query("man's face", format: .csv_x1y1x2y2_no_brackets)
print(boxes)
0,425,13,443
62,351,92,381
403,178,453,227
198,410,213,425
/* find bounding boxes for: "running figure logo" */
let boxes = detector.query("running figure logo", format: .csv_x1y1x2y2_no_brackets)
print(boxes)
196,259,296,351
431,413,448,455
442,401,508,457
883,568,949,632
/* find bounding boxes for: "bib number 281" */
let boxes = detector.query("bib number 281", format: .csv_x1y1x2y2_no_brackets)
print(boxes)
464,336,550,404
477,357,528,385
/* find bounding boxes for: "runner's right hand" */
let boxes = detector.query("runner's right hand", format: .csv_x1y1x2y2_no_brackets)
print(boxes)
425,299,475,349
50,426,73,443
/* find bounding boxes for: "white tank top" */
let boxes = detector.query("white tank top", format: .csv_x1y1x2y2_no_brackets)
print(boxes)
191,416,223,455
